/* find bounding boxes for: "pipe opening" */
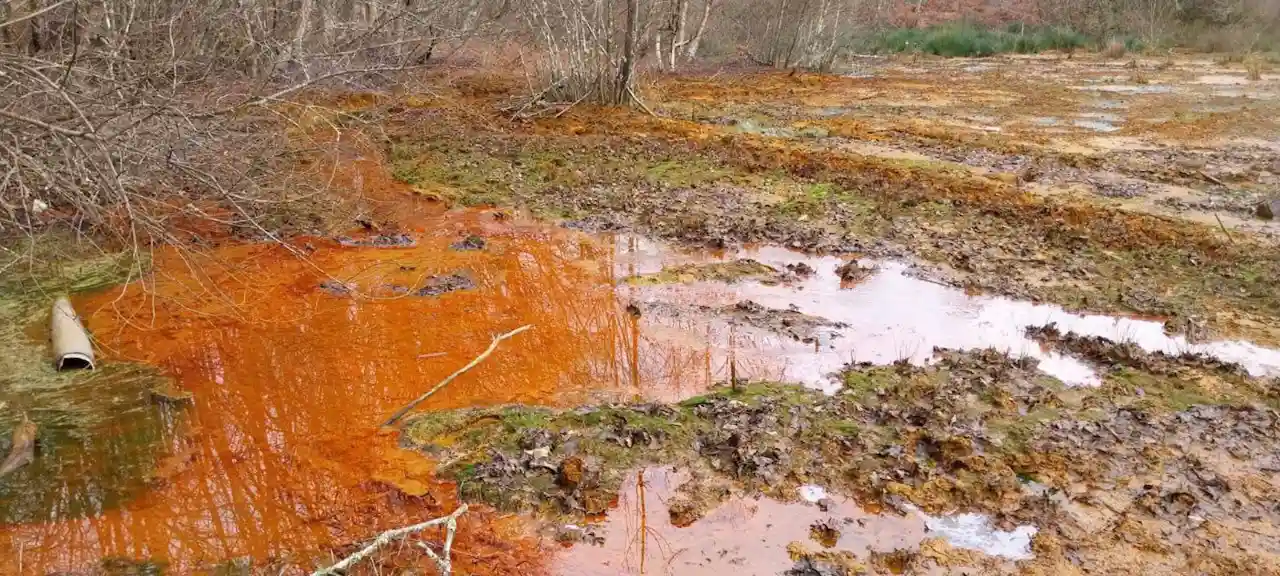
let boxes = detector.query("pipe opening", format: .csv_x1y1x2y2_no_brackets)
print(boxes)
57,353,95,371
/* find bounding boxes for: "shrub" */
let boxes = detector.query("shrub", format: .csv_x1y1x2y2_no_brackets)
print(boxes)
1103,39,1128,58
1245,56,1263,81
859,22,1092,58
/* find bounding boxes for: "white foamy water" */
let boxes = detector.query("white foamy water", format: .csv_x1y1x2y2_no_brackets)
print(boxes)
905,504,1038,560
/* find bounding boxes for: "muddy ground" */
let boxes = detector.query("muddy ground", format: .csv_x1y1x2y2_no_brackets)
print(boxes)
383,53,1280,575
383,53,1280,348
3,52,1280,575
406,341,1280,575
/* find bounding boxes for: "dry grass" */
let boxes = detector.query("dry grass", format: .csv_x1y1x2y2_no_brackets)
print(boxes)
1245,56,1263,81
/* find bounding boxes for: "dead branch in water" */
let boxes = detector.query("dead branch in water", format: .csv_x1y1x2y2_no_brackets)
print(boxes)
383,325,533,426
311,503,469,576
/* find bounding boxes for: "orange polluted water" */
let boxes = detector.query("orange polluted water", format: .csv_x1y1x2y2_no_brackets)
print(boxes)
0,207,723,574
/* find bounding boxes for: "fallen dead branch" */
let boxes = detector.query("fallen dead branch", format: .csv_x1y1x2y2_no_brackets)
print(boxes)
0,415,37,478
383,325,533,426
1214,212,1235,244
311,504,469,576
1199,171,1227,187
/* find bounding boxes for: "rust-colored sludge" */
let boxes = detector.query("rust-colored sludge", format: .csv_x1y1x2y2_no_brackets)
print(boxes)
0,207,718,574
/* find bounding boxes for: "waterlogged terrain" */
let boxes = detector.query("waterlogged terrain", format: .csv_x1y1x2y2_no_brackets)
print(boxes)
2,53,1280,575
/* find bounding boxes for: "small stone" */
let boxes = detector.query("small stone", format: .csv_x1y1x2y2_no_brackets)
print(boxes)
786,262,816,277
558,455,585,488
667,493,701,526
415,273,475,297
318,279,354,297
1255,199,1280,220
809,519,841,548
835,261,876,284
450,235,487,251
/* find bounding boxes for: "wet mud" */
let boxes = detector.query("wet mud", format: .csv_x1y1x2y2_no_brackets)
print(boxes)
387,55,1280,350
407,341,1280,575
5,53,1280,575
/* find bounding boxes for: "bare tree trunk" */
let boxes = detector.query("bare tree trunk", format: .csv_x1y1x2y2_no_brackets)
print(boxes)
31,0,43,53
684,0,712,61
362,0,377,29
616,0,638,104
669,0,687,69
654,28,665,71
319,0,335,49
291,0,314,58
1,0,10,49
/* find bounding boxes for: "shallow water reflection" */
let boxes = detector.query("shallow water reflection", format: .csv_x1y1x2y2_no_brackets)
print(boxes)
5,207,1280,573
618,238,1280,390
554,468,927,575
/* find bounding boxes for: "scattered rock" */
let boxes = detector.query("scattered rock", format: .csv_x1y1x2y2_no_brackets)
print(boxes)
450,235,487,251
335,233,416,248
318,279,355,297
558,455,585,488
415,273,476,297
785,542,866,576
787,262,816,277
667,492,701,527
835,260,876,284
809,519,841,548
1255,199,1280,220
554,524,604,546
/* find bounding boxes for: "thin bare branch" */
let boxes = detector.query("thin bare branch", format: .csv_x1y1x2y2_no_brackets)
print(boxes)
383,325,534,426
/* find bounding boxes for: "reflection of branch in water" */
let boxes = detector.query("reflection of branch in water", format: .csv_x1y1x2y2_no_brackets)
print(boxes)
729,322,739,392
620,469,686,575
639,469,647,574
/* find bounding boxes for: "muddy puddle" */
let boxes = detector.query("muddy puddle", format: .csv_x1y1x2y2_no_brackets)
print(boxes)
553,467,1035,575
614,236,1280,391
7,206,1280,573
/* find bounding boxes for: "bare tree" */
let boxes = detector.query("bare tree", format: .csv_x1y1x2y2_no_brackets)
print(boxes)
684,0,715,61
0,0,505,245
734,0,850,70
520,0,645,106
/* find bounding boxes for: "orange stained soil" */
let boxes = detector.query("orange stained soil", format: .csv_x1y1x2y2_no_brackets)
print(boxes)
0,205,720,575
